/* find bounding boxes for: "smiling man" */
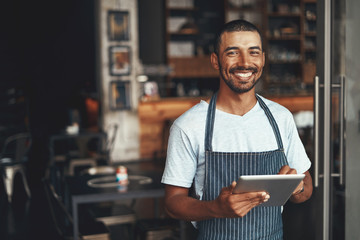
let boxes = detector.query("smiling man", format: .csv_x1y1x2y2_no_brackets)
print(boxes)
161,19,313,240
214,31,264,94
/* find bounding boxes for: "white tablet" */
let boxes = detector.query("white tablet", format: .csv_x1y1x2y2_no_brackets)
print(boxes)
232,174,305,206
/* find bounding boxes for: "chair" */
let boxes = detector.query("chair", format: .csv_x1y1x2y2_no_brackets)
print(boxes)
104,123,118,158
68,123,118,175
90,123,118,165
0,133,32,203
42,178,110,240
68,158,98,176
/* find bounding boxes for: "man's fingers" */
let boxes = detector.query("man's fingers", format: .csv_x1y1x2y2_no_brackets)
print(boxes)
278,165,297,175
233,191,270,203
227,181,237,192
231,192,271,217
278,165,290,174
293,180,304,195
217,190,271,218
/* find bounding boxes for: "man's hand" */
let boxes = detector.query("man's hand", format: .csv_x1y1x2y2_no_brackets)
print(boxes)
278,165,303,195
164,183,269,221
278,165,313,203
213,181,270,218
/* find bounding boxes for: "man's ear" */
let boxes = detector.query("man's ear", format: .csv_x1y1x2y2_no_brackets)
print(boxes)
210,52,219,70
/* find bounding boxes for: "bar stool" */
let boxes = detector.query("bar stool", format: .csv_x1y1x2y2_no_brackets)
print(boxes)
0,133,32,203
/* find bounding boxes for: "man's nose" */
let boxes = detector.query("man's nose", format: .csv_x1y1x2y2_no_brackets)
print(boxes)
237,53,250,67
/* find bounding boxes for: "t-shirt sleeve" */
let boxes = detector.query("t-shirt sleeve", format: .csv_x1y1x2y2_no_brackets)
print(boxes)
161,124,198,188
285,113,312,174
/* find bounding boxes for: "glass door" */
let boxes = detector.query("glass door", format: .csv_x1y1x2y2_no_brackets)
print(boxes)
343,0,360,238
315,0,360,239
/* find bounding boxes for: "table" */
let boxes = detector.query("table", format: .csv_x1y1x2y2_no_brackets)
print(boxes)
65,168,165,240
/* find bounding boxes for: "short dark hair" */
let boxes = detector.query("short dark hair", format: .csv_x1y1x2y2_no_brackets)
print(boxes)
213,19,264,56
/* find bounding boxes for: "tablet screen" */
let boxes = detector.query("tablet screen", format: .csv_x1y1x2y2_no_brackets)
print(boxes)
232,174,305,206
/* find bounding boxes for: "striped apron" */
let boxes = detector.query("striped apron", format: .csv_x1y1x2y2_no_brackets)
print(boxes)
197,93,288,240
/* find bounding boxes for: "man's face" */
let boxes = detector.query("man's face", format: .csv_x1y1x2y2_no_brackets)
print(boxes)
212,31,265,94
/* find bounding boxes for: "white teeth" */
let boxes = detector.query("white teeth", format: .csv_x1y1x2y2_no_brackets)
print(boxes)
235,72,252,78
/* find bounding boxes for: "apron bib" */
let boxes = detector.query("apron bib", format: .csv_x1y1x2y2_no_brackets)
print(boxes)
197,93,288,240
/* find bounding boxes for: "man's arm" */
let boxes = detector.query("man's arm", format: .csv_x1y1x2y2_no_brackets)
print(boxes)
278,165,313,203
289,170,312,203
164,182,270,221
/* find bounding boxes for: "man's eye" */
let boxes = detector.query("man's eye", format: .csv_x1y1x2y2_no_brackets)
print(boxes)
250,51,260,55
227,51,238,56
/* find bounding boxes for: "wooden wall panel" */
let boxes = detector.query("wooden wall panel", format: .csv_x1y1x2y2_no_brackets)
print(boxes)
138,95,313,159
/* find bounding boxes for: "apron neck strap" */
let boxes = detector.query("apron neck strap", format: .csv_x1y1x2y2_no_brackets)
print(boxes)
205,92,284,151
205,92,217,151
256,95,284,150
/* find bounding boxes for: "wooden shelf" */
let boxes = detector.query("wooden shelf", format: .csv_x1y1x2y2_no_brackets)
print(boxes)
168,31,198,36
305,32,317,36
263,0,317,92
267,12,302,17
268,35,302,40
168,7,197,11
168,56,218,78
269,60,302,64
164,0,223,98
227,7,259,12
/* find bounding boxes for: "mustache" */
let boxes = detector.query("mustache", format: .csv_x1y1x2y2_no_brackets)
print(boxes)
229,66,258,74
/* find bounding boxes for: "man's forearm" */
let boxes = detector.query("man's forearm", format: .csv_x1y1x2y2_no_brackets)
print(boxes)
165,194,219,221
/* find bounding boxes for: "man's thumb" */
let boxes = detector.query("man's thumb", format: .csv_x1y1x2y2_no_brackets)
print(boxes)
229,181,237,191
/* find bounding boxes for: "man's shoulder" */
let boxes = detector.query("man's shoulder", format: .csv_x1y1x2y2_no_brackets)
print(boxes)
257,95,292,116
173,100,208,130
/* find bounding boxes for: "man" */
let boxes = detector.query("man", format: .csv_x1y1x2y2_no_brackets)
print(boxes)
161,19,313,239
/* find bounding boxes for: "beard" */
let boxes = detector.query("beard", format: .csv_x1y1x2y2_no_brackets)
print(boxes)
219,63,261,94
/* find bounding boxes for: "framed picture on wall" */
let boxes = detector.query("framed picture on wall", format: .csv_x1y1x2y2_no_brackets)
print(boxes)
108,11,130,41
110,80,131,110
109,46,131,76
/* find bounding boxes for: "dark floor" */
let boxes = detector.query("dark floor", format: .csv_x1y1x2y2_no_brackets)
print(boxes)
0,178,60,240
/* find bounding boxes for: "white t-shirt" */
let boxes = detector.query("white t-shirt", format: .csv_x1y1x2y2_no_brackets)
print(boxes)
161,95,311,200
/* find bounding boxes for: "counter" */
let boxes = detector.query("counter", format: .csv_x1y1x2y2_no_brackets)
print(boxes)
138,95,313,159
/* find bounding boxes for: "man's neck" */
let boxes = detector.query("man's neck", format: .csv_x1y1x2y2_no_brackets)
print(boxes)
216,88,257,116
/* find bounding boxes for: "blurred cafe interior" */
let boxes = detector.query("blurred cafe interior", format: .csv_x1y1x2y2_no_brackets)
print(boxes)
0,0,359,239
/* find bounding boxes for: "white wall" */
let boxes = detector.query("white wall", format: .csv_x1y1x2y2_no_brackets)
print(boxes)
96,0,141,162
